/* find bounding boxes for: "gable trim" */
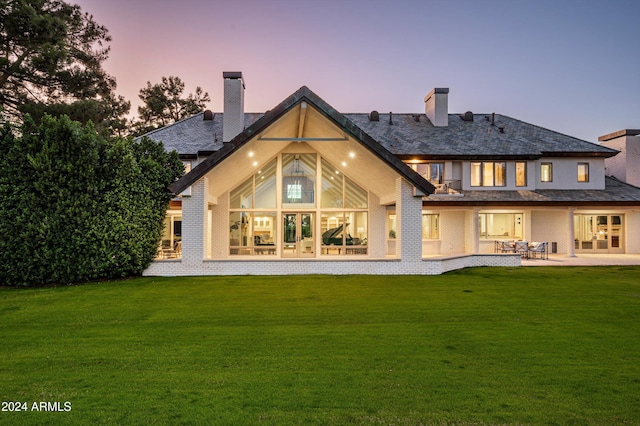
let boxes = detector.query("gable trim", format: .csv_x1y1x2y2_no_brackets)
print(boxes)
168,86,435,196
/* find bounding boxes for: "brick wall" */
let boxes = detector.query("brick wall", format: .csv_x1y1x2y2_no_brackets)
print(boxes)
143,254,521,276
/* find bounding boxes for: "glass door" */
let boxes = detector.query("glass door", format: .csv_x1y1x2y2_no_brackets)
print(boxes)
574,214,624,253
282,213,315,258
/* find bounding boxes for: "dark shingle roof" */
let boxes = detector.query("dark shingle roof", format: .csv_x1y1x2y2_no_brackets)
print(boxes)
345,113,618,158
145,111,617,159
142,112,263,156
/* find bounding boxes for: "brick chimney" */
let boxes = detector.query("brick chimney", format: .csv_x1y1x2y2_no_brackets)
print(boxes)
223,71,245,142
424,88,449,127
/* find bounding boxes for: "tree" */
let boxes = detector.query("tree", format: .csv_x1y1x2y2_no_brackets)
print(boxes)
134,75,210,135
0,114,184,286
0,0,129,132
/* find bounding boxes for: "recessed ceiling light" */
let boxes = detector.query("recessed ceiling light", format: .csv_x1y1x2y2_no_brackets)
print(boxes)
252,161,258,166
248,151,254,157
349,152,355,158
341,161,347,167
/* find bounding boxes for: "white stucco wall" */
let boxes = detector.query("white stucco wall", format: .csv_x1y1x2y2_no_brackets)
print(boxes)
535,158,606,190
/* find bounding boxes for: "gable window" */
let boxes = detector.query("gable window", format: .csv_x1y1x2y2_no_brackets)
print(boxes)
541,162,553,182
578,163,589,182
282,154,315,206
471,162,506,187
516,162,527,187
410,163,444,184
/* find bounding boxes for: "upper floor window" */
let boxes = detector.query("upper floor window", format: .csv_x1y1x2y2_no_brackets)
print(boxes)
410,163,444,184
471,162,506,187
516,162,527,187
541,162,553,182
578,163,589,182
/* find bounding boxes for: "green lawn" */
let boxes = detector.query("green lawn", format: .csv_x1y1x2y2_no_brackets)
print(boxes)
1,267,640,425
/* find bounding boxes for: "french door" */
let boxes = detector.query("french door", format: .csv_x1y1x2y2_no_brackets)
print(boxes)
574,214,624,253
282,213,315,258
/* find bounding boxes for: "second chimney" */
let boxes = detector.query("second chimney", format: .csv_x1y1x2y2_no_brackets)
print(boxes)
223,71,245,142
424,88,449,127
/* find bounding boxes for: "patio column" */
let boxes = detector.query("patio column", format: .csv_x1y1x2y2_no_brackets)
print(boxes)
181,177,208,265
471,208,480,254
395,177,422,261
567,207,576,257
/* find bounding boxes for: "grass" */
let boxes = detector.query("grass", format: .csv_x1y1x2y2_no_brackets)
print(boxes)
1,267,640,425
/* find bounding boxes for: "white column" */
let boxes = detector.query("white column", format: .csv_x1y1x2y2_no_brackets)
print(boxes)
396,177,422,261
181,178,207,266
471,208,480,254
567,207,576,257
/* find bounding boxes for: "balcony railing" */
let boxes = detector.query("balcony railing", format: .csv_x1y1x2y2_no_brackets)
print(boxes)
431,179,461,195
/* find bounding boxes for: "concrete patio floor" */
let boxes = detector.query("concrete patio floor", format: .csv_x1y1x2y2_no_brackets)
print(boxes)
521,253,640,266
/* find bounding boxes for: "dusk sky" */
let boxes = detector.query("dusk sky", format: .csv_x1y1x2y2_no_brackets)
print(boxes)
74,0,640,143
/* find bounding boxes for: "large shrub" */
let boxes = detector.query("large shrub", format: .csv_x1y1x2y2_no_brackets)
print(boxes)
0,115,183,286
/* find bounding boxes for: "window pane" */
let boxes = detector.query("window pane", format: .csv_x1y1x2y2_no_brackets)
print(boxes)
388,213,396,239
495,162,506,186
253,213,276,250
422,214,439,239
541,163,552,182
471,162,481,186
229,212,252,254
346,211,368,244
282,154,315,205
321,212,345,253
345,176,367,208
479,213,523,239
255,158,277,208
321,159,343,208
483,162,494,186
230,176,253,209
516,162,527,187
578,163,589,182
430,163,444,184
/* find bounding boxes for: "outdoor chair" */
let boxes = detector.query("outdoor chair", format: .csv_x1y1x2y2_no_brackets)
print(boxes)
528,241,548,260
500,241,515,253
514,241,529,259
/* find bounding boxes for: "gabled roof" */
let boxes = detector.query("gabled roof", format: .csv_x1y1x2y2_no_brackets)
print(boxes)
168,86,436,196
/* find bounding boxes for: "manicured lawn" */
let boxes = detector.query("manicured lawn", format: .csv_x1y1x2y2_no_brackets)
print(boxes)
1,267,640,425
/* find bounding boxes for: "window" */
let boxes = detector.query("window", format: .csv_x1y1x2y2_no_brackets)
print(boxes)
320,211,368,255
479,213,523,239
516,162,527,187
578,163,589,182
282,154,315,205
471,162,506,187
422,214,439,239
541,163,553,182
410,163,444,184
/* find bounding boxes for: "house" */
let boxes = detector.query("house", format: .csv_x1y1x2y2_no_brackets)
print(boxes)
143,72,640,276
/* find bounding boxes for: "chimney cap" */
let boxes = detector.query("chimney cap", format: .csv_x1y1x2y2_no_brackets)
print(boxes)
223,71,243,79
598,129,640,142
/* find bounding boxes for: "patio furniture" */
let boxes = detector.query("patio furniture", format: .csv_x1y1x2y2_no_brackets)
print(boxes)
528,241,549,259
514,241,529,259
499,241,515,253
